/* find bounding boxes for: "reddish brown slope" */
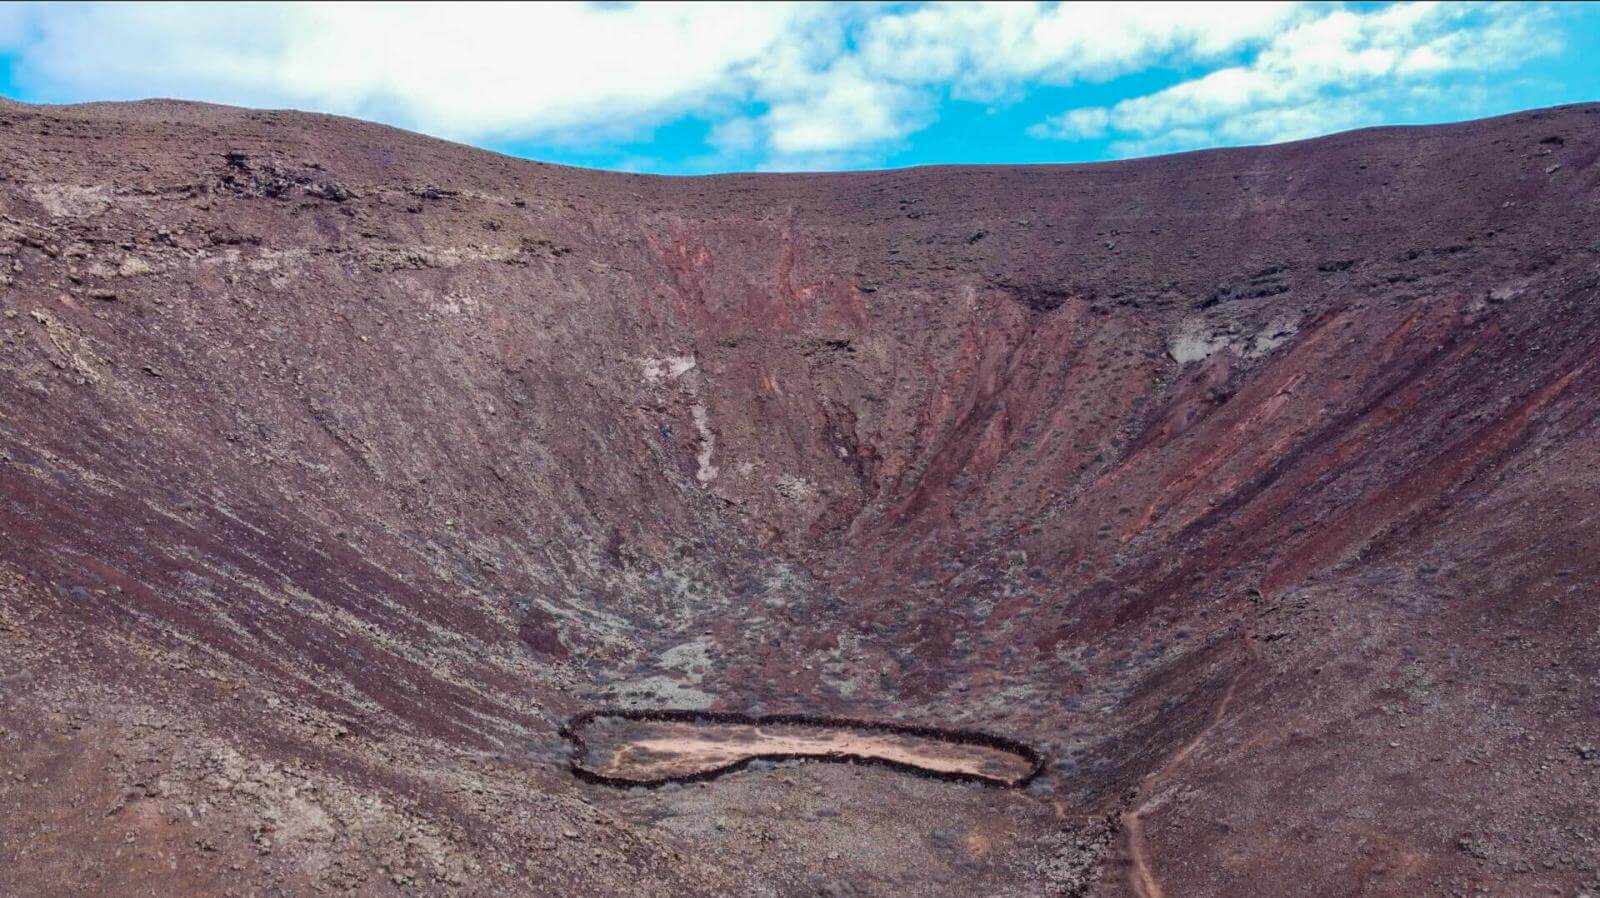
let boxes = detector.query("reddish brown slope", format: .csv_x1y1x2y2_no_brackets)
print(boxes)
1,99,1597,896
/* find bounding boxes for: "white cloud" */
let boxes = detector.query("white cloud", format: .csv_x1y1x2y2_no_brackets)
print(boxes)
763,63,927,155
0,5,28,47
707,117,760,155
0,2,1572,168
3,2,827,142
727,0,1313,162
1028,106,1110,140
1037,2,1561,157
857,1,1310,98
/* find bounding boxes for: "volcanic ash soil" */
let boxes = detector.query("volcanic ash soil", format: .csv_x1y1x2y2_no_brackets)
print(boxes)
2,98,1599,896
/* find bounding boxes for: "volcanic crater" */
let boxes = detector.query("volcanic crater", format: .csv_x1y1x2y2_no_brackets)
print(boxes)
2,97,1599,897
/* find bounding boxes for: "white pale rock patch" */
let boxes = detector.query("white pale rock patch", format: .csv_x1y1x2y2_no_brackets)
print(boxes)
640,354,697,384
641,352,719,484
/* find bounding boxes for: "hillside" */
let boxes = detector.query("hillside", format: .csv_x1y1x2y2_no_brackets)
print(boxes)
2,98,1598,896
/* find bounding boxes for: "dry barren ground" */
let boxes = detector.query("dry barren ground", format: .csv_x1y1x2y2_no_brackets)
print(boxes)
570,713,1041,786
2,96,1598,895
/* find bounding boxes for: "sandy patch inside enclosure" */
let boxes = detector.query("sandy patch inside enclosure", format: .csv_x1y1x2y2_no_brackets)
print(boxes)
575,718,1036,786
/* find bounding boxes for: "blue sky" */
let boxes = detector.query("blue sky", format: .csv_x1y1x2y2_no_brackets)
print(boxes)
1,2,1597,174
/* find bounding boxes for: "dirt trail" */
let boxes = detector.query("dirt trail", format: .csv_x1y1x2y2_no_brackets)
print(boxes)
1124,811,1163,898
1122,642,1255,898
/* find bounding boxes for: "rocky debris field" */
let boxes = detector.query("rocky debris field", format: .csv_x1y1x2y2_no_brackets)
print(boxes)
1,96,1599,895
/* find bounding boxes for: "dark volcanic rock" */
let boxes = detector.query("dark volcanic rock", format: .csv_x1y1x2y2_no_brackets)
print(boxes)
2,98,1599,897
